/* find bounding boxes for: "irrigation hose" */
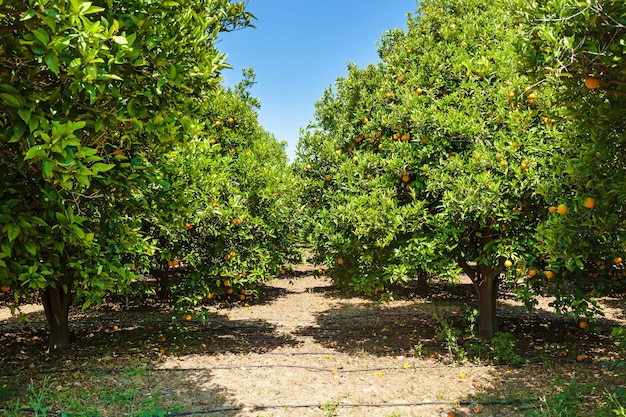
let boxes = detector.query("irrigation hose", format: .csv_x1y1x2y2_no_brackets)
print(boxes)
5,398,537,417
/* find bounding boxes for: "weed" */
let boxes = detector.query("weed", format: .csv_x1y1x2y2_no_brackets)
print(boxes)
320,399,339,417
431,310,466,360
467,332,524,365
413,341,426,357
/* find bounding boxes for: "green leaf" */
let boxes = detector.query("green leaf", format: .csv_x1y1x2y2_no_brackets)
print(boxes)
24,241,36,256
91,162,115,174
20,9,37,21
24,146,45,160
17,109,31,123
111,35,128,45
45,52,59,76
7,224,20,242
0,92,22,108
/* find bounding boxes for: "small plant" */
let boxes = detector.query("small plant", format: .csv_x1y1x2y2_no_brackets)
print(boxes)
413,341,426,357
466,332,524,365
432,310,466,360
320,399,339,417
607,390,626,417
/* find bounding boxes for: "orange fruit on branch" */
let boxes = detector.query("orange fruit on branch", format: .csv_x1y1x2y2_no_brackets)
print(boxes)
584,77,600,89
583,197,595,209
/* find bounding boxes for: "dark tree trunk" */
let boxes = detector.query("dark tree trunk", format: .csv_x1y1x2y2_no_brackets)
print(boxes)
40,285,73,352
156,262,171,300
458,228,502,340
415,271,429,296
475,265,500,340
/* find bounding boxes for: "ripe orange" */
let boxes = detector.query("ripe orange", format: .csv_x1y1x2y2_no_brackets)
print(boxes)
557,204,568,215
548,206,557,213
159,349,165,355
524,86,532,94
185,314,192,321
421,138,429,144
337,257,344,265
377,143,383,151
223,280,230,287
305,164,312,170
207,293,214,299
1,285,9,293
385,92,392,99
583,197,595,209
415,88,423,95
579,321,588,329
317,268,324,275
113,325,119,331
576,354,587,362
507,91,515,99
361,118,368,125
614,257,623,265
280,268,286,275
528,269,537,277
407,48,413,54
185,222,193,229
401,134,410,142
504,260,513,268
475,405,484,413
402,175,410,183
325,175,331,182
584,77,600,89
520,161,529,170
545,271,554,279
355,136,362,143
160,336,167,343
227,116,234,124
239,294,246,301
215,120,222,127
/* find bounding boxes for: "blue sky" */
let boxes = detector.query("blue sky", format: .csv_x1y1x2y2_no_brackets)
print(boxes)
217,0,417,161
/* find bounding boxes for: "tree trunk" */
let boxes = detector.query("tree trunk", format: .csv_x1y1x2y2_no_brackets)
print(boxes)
40,285,73,352
476,265,500,340
457,253,502,340
157,262,171,300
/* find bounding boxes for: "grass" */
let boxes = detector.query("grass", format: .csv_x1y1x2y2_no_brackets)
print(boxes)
0,369,216,417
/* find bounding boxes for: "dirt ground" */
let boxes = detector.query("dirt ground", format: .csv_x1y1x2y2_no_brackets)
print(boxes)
0,262,625,417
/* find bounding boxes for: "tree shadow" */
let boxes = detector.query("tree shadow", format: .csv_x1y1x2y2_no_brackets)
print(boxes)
0,301,301,378
293,283,625,362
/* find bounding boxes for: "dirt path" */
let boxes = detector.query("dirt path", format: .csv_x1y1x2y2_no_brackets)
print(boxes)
1,262,624,417
152,263,621,417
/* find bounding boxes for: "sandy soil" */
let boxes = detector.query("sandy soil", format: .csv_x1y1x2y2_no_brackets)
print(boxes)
0,262,624,417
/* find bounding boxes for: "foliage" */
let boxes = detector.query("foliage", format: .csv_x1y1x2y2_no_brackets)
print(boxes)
138,77,301,312
296,0,581,338
512,0,626,301
0,0,255,349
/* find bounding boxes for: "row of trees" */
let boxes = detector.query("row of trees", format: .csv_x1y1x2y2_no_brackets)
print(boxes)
0,0,298,350
1,0,624,350
295,0,626,339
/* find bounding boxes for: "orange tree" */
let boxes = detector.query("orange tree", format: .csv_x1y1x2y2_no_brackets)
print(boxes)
0,0,253,350
297,0,579,339
513,1,626,309
137,79,301,313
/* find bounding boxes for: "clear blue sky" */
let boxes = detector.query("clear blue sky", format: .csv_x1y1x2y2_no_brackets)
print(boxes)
217,0,417,161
